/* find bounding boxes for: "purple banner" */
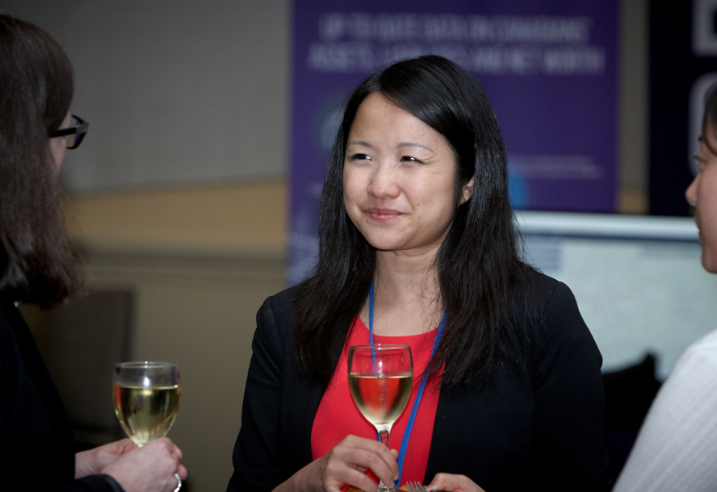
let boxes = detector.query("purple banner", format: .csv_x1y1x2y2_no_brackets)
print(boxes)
289,0,618,284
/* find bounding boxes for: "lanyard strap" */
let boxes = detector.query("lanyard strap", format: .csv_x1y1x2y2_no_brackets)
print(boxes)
368,279,445,487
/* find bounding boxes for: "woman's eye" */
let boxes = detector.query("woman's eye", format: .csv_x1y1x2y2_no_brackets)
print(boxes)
400,156,423,163
348,153,371,161
693,155,706,172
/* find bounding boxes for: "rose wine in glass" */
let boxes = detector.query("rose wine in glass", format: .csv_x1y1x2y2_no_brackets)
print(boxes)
113,361,181,446
348,344,413,492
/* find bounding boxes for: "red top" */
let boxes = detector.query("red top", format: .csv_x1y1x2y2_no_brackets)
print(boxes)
311,317,443,484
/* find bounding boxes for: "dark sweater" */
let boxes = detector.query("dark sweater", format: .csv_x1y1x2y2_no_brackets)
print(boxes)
228,272,609,492
0,297,121,492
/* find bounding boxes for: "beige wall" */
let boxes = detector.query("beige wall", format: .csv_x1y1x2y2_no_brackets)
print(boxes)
65,180,286,256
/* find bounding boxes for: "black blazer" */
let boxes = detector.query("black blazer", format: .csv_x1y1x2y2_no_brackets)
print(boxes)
228,273,609,492
0,297,119,492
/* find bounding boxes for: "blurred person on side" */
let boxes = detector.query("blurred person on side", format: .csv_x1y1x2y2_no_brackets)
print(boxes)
0,14,187,492
612,83,717,491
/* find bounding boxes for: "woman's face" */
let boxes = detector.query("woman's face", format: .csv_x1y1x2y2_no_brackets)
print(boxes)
343,92,473,256
686,117,717,273
49,111,72,171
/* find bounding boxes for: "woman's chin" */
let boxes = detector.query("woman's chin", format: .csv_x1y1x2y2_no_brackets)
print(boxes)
702,253,717,274
359,231,409,252
368,241,405,253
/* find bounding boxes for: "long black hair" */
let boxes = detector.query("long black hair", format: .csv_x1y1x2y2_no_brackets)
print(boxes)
293,55,535,391
0,14,81,308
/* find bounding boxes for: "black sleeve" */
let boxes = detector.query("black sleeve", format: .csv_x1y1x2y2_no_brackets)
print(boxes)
0,301,125,492
49,475,125,492
228,294,288,492
532,281,609,491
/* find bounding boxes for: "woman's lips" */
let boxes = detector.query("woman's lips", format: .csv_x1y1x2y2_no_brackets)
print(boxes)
365,208,403,220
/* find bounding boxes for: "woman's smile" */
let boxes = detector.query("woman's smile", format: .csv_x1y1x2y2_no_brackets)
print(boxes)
365,207,404,221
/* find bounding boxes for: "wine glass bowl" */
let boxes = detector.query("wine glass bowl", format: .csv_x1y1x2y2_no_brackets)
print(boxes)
348,344,413,491
113,361,181,447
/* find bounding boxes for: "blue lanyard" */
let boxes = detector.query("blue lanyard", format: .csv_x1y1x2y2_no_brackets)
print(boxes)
368,279,446,487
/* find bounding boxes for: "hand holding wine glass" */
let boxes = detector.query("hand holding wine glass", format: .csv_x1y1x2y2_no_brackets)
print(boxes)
73,360,186,492
348,344,413,492
110,361,184,491
100,438,186,492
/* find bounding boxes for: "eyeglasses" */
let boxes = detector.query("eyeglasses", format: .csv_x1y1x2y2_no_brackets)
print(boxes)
49,114,89,149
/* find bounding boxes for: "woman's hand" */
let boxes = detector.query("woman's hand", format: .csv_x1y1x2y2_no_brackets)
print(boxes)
285,435,398,492
75,439,138,478
100,438,188,492
426,473,485,492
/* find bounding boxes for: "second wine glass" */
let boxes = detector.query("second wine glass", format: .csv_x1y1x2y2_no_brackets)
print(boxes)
112,361,181,447
348,344,413,492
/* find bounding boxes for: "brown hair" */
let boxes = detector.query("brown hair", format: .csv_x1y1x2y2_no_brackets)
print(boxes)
0,14,81,308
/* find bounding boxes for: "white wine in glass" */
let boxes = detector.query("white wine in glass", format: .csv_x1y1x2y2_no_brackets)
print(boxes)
113,361,181,447
348,344,413,492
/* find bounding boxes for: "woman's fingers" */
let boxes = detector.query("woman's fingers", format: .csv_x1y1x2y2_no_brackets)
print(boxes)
332,435,398,484
325,448,390,490
330,465,382,492
298,434,400,492
94,438,137,457
348,435,399,477
75,438,140,478
164,438,183,461
148,437,184,467
427,473,485,492
102,437,185,492
114,438,139,454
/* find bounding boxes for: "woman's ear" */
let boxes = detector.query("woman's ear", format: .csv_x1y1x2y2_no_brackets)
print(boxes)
461,177,474,204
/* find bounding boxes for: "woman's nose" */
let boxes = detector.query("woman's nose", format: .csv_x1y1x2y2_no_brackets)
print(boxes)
685,174,699,207
367,163,400,198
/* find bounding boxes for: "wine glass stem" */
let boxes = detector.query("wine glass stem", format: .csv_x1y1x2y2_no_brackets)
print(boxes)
377,429,393,491
379,429,389,448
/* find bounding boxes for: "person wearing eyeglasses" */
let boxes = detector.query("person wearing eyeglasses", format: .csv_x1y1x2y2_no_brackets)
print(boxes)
0,14,187,492
51,114,90,150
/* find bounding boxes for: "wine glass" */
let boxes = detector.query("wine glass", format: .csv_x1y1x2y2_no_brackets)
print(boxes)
348,344,413,492
112,361,181,447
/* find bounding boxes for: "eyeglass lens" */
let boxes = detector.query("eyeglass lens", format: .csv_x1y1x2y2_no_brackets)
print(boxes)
65,116,85,149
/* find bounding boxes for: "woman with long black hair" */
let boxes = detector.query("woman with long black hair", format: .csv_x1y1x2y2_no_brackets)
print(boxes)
0,14,187,492
228,55,608,492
